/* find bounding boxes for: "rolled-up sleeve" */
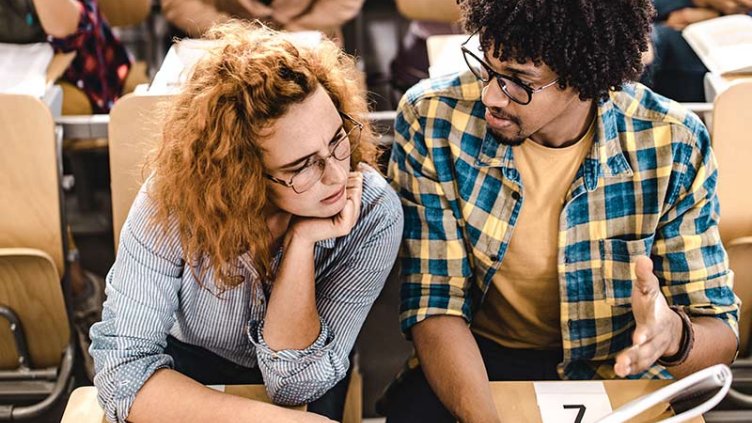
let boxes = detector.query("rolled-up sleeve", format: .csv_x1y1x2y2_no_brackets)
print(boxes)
653,122,740,339
89,194,184,423
387,93,474,339
248,175,403,405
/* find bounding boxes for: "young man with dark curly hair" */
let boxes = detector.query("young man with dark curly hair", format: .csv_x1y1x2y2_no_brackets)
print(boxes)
381,1,740,422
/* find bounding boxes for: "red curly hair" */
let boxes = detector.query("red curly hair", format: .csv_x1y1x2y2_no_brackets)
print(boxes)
147,21,378,289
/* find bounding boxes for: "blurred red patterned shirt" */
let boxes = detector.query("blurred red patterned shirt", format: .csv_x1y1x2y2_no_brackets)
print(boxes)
48,0,131,113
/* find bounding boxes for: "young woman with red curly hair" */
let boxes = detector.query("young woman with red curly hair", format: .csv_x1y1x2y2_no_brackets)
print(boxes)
89,22,403,423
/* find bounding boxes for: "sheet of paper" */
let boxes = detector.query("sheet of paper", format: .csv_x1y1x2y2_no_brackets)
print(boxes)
534,381,613,423
207,385,226,392
427,34,479,78
0,43,53,98
149,31,324,94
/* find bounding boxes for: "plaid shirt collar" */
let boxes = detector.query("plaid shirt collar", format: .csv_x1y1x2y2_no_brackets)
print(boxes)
474,94,634,191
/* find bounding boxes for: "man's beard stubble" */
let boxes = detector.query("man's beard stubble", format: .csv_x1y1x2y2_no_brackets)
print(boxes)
486,107,526,146
488,126,526,146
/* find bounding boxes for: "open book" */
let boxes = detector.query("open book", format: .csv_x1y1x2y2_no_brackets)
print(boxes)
0,43,53,98
534,364,732,423
682,14,752,75
0,42,75,102
596,364,732,423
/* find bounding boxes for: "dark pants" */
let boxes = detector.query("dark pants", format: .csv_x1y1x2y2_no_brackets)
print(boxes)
377,334,563,423
165,335,352,420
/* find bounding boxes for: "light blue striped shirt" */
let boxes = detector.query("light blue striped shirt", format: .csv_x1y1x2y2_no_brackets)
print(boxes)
89,168,403,423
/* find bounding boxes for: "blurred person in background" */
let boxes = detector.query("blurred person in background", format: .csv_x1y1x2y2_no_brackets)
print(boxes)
647,0,752,101
162,0,365,44
0,0,132,113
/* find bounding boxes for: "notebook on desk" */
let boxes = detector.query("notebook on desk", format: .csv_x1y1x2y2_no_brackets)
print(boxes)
532,364,731,423
597,364,731,423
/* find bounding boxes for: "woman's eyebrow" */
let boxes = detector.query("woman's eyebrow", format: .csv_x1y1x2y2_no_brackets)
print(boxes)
277,124,344,170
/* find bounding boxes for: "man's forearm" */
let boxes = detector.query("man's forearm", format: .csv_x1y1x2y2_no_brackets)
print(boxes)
667,316,737,378
412,315,500,423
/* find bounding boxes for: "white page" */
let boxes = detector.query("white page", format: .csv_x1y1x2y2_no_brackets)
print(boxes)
0,43,53,98
149,31,324,94
683,15,752,74
534,381,613,423
427,34,479,78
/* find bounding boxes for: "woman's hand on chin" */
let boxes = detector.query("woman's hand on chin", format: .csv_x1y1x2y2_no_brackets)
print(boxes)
287,171,363,246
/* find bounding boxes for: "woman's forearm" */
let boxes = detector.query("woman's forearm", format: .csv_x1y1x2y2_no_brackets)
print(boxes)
262,233,321,351
128,368,297,422
31,0,81,38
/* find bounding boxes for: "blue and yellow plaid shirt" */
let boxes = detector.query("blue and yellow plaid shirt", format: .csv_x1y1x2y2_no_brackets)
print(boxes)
388,71,740,380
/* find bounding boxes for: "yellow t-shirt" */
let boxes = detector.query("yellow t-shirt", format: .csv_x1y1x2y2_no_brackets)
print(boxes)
471,123,595,349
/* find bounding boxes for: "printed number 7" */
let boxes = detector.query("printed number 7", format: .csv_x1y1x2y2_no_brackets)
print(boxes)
563,404,586,423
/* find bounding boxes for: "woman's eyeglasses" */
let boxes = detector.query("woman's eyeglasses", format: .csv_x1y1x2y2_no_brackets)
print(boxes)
265,113,363,194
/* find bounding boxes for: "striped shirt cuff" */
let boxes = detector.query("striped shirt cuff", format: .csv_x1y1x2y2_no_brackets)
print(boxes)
247,318,333,363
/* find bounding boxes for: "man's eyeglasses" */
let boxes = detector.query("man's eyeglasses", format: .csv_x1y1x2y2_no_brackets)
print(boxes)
265,113,363,194
461,35,558,105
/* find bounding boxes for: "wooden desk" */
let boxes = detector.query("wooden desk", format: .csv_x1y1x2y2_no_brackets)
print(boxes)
492,380,704,422
63,380,702,422
60,385,305,423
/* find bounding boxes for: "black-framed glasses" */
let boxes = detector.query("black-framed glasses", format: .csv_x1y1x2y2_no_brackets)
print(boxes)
265,113,363,194
461,35,558,105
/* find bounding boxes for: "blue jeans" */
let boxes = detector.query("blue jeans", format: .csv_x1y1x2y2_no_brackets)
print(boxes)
164,335,352,420
377,334,563,423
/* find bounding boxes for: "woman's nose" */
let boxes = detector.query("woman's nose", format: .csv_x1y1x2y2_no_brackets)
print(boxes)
320,155,348,185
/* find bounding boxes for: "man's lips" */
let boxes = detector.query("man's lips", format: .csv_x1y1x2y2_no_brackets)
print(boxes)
485,109,517,129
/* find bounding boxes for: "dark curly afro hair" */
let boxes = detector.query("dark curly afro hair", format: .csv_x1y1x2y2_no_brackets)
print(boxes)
458,0,655,101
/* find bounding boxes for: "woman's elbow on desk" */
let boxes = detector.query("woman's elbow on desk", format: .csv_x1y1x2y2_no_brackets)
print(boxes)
262,353,349,406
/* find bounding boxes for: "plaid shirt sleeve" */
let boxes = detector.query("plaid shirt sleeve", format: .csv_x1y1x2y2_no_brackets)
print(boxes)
653,121,739,337
388,94,474,338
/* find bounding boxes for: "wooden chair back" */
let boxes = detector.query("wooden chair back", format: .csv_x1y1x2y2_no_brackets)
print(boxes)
98,0,151,28
727,238,752,357
0,249,69,369
395,0,461,23
712,81,752,243
0,94,64,276
108,94,169,249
